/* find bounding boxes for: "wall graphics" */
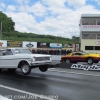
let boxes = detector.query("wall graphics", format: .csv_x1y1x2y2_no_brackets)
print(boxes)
96,41,100,45
7,41,22,47
71,64,100,70
72,44,80,51
0,40,7,47
37,42,50,48
82,25,100,29
23,41,37,48
50,43,62,48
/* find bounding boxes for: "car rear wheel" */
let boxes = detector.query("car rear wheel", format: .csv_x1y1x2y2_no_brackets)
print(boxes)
65,59,70,63
39,65,48,72
87,58,93,65
21,62,31,75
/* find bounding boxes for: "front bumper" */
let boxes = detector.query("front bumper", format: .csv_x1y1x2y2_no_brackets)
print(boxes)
30,61,60,68
30,62,52,66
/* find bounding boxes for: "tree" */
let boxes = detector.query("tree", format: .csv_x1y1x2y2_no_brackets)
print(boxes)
1,11,79,44
72,36,79,43
0,11,15,32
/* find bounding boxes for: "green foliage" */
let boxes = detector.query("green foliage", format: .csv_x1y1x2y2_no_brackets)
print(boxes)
0,11,79,44
0,11,15,32
2,31,79,44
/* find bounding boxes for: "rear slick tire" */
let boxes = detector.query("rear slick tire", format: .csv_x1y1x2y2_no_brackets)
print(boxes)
21,62,31,75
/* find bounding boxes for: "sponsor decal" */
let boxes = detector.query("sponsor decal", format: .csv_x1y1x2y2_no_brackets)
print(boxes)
82,25,100,29
0,40,7,47
37,42,49,48
23,41,37,48
0,42,3,46
71,64,100,70
50,43,62,48
7,41,22,47
26,42,34,48
96,41,100,45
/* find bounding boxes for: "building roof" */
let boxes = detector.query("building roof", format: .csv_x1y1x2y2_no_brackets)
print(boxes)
81,14,100,18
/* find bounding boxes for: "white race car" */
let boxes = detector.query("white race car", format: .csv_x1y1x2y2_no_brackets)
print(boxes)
0,48,52,75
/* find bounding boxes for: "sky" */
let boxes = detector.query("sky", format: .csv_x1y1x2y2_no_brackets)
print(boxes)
0,0,100,38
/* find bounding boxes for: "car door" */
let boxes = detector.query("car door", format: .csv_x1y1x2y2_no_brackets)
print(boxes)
0,49,16,68
71,53,84,62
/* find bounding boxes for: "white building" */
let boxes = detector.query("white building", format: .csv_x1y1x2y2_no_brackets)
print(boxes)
80,14,100,53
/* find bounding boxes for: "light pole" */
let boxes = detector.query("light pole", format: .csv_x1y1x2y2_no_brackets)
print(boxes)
0,21,2,40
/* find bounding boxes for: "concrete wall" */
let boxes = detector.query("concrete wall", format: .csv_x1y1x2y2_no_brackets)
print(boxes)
81,39,100,53
51,55,61,61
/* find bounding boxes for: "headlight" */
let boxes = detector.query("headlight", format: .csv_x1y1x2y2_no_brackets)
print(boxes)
31,57,35,62
50,56,52,60
33,57,35,61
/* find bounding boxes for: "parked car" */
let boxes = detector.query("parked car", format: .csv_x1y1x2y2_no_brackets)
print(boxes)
61,52,100,65
0,48,53,75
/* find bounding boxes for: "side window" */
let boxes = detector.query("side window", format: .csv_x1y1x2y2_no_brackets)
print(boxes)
0,50,7,56
72,53,75,56
5,49,13,55
74,53,79,55
74,53,82,55
0,50,3,56
82,20,89,25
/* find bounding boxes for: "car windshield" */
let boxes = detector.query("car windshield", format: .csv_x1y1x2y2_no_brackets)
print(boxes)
13,49,32,54
80,52,88,55
71,52,88,55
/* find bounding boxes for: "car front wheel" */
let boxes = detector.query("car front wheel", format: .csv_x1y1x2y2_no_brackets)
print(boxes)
87,58,93,65
21,62,31,75
39,65,48,72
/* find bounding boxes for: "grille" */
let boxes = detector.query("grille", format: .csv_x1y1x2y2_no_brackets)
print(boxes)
35,57,50,61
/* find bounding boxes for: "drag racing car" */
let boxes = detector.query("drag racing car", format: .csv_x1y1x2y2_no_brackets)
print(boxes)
61,52,100,65
0,48,53,75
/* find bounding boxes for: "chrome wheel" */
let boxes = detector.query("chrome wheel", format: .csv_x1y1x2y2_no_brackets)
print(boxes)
21,63,31,75
22,65,29,73
65,59,70,63
87,58,93,65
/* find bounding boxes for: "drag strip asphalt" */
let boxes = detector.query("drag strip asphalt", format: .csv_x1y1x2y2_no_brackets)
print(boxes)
0,62,100,100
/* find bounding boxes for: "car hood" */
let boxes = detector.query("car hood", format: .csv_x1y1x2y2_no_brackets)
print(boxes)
85,53,100,56
15,54,51,58
31,54,51,57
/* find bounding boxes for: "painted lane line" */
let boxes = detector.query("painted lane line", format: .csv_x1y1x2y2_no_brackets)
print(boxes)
48,69,100,77
0,84,58,100
0,95,12,100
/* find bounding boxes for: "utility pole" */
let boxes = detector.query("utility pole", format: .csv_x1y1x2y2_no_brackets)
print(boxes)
0,21,2,40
